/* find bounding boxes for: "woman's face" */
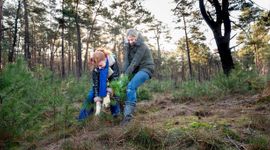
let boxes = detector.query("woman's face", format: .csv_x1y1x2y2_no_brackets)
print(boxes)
97,59,106,69
127,36,137,46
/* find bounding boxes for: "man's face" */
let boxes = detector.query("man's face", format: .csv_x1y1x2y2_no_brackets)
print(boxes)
127,36,137,46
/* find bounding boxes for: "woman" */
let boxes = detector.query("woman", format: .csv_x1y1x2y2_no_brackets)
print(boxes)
77,48,120,121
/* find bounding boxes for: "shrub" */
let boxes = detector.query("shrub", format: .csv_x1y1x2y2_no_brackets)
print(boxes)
110,75,130,102
172,68,267,102
212,68,265,94
0,60,77,148
137,87,152,101
0,60,46,141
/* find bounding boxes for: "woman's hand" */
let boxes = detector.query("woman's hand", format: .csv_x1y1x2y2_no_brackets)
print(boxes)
94,96,102,102
107,87,114,96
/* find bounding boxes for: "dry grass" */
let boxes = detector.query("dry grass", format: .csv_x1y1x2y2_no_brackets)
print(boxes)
39,87,270,150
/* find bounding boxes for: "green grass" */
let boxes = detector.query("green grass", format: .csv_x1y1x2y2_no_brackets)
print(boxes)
248,134,270,150
123,124,164,150
172,68,267,102
145,79,175,93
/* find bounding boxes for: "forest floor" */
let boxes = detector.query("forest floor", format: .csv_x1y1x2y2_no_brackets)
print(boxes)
39,87,270,150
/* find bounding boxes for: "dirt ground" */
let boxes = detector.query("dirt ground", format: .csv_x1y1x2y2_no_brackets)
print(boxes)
41,89,270,150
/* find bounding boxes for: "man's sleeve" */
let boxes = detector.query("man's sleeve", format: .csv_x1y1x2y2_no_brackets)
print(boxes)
123,48,129,73
125,47,146,74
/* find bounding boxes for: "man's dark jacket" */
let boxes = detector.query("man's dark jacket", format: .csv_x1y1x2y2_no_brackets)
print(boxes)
123,33,155,77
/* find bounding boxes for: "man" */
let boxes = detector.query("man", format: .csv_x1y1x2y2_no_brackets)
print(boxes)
121,29,155,125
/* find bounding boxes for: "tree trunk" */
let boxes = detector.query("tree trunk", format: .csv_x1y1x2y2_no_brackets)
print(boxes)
75,8,82,79
199,0,234,75
181,53,185,81
72,45,75,75
9,0,21,62
31,21,36,66
83,0,103,72
117,43,122,69
68,32,71,74
61,27,65,78
156,26,161,79
183,16,193,79
215,37,234,75
23,0,31,67
83,40,89,71
0,0,2,69
38,46,42,64
61,0,65,78
50,35,57,72
198,64,201,81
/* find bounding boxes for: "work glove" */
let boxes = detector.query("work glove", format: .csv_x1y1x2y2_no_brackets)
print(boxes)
95,101,102,116
94,96,102,102
107,87,113,96
103,93,111,108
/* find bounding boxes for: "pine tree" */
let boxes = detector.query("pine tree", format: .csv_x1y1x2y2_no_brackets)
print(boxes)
8,0,21,62
173,0,203,79
23,0,31,67
149,19,171,79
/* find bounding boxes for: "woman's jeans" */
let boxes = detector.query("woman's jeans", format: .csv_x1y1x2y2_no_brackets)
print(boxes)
77,89,120,121
124,71,150,117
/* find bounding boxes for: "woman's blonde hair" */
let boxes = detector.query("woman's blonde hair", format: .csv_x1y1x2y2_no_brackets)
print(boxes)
91,48,111,66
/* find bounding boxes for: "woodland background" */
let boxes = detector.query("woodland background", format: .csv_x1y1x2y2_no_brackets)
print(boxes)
0,0,270,149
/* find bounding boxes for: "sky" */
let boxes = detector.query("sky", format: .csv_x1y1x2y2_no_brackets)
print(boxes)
143,0,270,51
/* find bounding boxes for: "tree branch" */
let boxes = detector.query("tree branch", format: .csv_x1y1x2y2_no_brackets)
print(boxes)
222,0,231,39
231,20,251,39
207,11,215,22
199,0,216,30
230,41,244,50
212,0,222,23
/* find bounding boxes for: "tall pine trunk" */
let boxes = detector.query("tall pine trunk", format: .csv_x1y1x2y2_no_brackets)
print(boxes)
155,26,162,79
75,0,82,79
61,24,65,78
31,21,36,66
84,40,89,71
9,0,21,62
183,16,193,79
23,0,31,67
61,0,65,78
68,32,71,74
50,35,57,72
0,0,2,68
83,0,102,71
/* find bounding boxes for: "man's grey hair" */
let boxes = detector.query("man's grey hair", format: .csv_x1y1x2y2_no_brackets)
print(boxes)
126,28,139,38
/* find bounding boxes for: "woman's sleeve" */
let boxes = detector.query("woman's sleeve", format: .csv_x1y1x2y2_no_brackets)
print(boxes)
92,69,99,97
109,61,120,81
